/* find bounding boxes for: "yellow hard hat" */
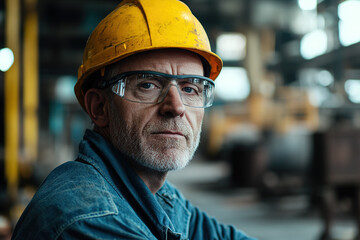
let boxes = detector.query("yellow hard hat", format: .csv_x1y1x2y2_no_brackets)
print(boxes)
75,0,223,110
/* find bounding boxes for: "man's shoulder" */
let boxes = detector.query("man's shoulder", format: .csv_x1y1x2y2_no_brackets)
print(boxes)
36,160,118,205
13,161,121,239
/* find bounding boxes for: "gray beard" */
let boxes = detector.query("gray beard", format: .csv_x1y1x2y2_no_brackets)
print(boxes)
108,102,201,172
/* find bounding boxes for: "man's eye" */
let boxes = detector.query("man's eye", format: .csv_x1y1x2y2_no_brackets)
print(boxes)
182,86,198,94
138,81,162,90
141,82,155,89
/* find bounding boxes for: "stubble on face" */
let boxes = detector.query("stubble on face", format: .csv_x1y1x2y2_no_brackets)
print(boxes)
108,101,202,173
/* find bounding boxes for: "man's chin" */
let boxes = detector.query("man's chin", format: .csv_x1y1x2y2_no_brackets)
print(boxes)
133,150,191,173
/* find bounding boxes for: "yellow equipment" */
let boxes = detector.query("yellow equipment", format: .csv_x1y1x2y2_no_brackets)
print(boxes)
75,0,222,110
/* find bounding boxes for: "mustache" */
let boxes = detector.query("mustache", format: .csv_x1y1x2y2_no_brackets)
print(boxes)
146,120,192,139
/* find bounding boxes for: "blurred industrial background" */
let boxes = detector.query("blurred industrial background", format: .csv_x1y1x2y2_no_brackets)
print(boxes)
1,0,360,239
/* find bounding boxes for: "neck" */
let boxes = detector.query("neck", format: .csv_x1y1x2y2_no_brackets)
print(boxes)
135,167,168,194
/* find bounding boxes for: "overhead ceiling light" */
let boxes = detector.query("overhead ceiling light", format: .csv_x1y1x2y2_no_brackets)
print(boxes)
55,76,77,103
300,29,327,59
0,48,14,72
215,67,250,102
291,9,318,34
339,20,360,46
345,79,360,103
338,0,360,21
316,70,334,87
338,0,360,46
298,0,317,11
216,33,246,61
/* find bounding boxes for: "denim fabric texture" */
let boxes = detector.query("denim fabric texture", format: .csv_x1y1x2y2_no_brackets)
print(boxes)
12,130,255,240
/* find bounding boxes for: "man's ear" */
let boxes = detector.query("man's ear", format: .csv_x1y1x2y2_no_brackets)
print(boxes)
84,89,109,128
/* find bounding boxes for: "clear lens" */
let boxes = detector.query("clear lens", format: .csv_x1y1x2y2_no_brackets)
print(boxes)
111,71,215,108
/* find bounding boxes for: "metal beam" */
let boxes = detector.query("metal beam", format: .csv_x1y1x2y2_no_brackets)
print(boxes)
5,0,21,199
23,0,39,163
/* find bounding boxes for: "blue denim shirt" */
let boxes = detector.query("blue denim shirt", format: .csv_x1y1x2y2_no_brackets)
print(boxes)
12,130,255,240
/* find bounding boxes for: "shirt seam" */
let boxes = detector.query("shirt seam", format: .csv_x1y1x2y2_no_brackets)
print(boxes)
54,156,119,239
156,183,192,239
77,152,124,199
54,210,118,240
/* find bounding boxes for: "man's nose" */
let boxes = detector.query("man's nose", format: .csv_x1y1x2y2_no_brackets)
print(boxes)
158,85,186,117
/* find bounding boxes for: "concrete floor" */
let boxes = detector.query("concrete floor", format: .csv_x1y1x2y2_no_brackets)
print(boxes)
167,157,358,240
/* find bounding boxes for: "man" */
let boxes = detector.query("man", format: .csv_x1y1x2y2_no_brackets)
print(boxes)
12,0,256,239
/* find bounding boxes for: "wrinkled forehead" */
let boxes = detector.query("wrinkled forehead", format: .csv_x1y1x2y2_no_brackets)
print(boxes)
107,49,205,78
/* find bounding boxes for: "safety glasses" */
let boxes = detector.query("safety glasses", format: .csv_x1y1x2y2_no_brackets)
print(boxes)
102,71,215,108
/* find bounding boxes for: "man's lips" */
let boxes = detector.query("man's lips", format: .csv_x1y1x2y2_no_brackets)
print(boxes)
152,131,185,137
